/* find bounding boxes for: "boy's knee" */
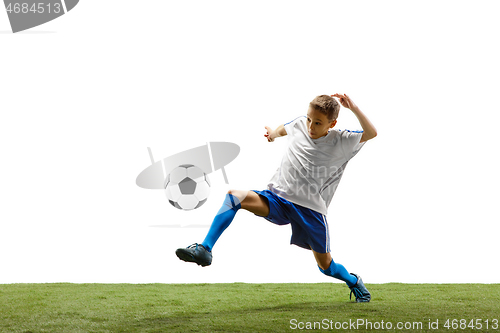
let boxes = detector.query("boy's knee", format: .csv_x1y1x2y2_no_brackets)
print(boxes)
227,189,237,202
225,190,243,208
227,189,246,203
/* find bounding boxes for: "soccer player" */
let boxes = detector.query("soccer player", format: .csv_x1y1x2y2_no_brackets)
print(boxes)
176,93,377,302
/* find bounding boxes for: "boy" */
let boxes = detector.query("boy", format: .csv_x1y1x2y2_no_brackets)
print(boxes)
176,93,377,302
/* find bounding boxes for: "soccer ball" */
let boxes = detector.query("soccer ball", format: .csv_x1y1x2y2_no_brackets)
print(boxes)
164,164,211,210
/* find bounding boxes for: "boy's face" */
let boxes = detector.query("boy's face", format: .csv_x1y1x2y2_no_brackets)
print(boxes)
306,106,337,139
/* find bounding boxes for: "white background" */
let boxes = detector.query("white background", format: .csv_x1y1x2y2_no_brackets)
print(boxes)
1,1,499,284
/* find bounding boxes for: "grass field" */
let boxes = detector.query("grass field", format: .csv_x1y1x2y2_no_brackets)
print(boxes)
1,283,499,332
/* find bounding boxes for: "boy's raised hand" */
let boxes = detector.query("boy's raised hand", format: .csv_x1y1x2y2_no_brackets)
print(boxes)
333,93,377,142
332,93,358,110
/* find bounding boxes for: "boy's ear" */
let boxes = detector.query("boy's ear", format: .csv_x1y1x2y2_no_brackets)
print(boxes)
330,120,337,128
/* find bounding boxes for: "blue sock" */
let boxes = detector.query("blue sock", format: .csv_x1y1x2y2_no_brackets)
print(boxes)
201,193,241,252
319,259,357,287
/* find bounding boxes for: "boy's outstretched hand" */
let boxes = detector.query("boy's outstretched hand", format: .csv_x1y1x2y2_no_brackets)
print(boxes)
264,126,275,142
332,93,358,111
264,124,286,142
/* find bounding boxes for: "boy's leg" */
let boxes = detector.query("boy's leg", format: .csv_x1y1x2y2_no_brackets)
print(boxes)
313,251,357,287
314,250,371,302
176,190,270,266
200,191,242,252
202,189,270,251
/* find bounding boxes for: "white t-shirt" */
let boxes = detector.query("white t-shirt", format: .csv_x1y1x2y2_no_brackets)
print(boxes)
267,116,365,215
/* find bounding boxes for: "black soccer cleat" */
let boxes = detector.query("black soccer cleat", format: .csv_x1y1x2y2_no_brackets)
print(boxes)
176,243,212,267
349,273,371,302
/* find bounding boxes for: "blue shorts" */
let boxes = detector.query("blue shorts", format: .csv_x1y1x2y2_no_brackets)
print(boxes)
251,190,330,253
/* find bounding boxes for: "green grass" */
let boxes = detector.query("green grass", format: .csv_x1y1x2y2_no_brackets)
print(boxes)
0,283,499,332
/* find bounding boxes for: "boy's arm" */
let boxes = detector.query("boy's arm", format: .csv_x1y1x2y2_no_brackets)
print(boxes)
332,93,377,143
264,124,287,142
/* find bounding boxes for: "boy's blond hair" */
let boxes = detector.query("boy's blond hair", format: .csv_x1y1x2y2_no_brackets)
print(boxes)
309,95,340,121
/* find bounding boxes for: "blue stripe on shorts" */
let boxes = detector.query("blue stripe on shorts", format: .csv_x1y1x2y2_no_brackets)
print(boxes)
251,189,330,253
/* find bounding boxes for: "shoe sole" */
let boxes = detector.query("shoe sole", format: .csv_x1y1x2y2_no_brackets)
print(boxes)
356,298,371,303
175,249,211,267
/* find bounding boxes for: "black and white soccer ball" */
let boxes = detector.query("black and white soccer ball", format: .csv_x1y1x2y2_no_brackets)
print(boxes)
164,164,211,210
